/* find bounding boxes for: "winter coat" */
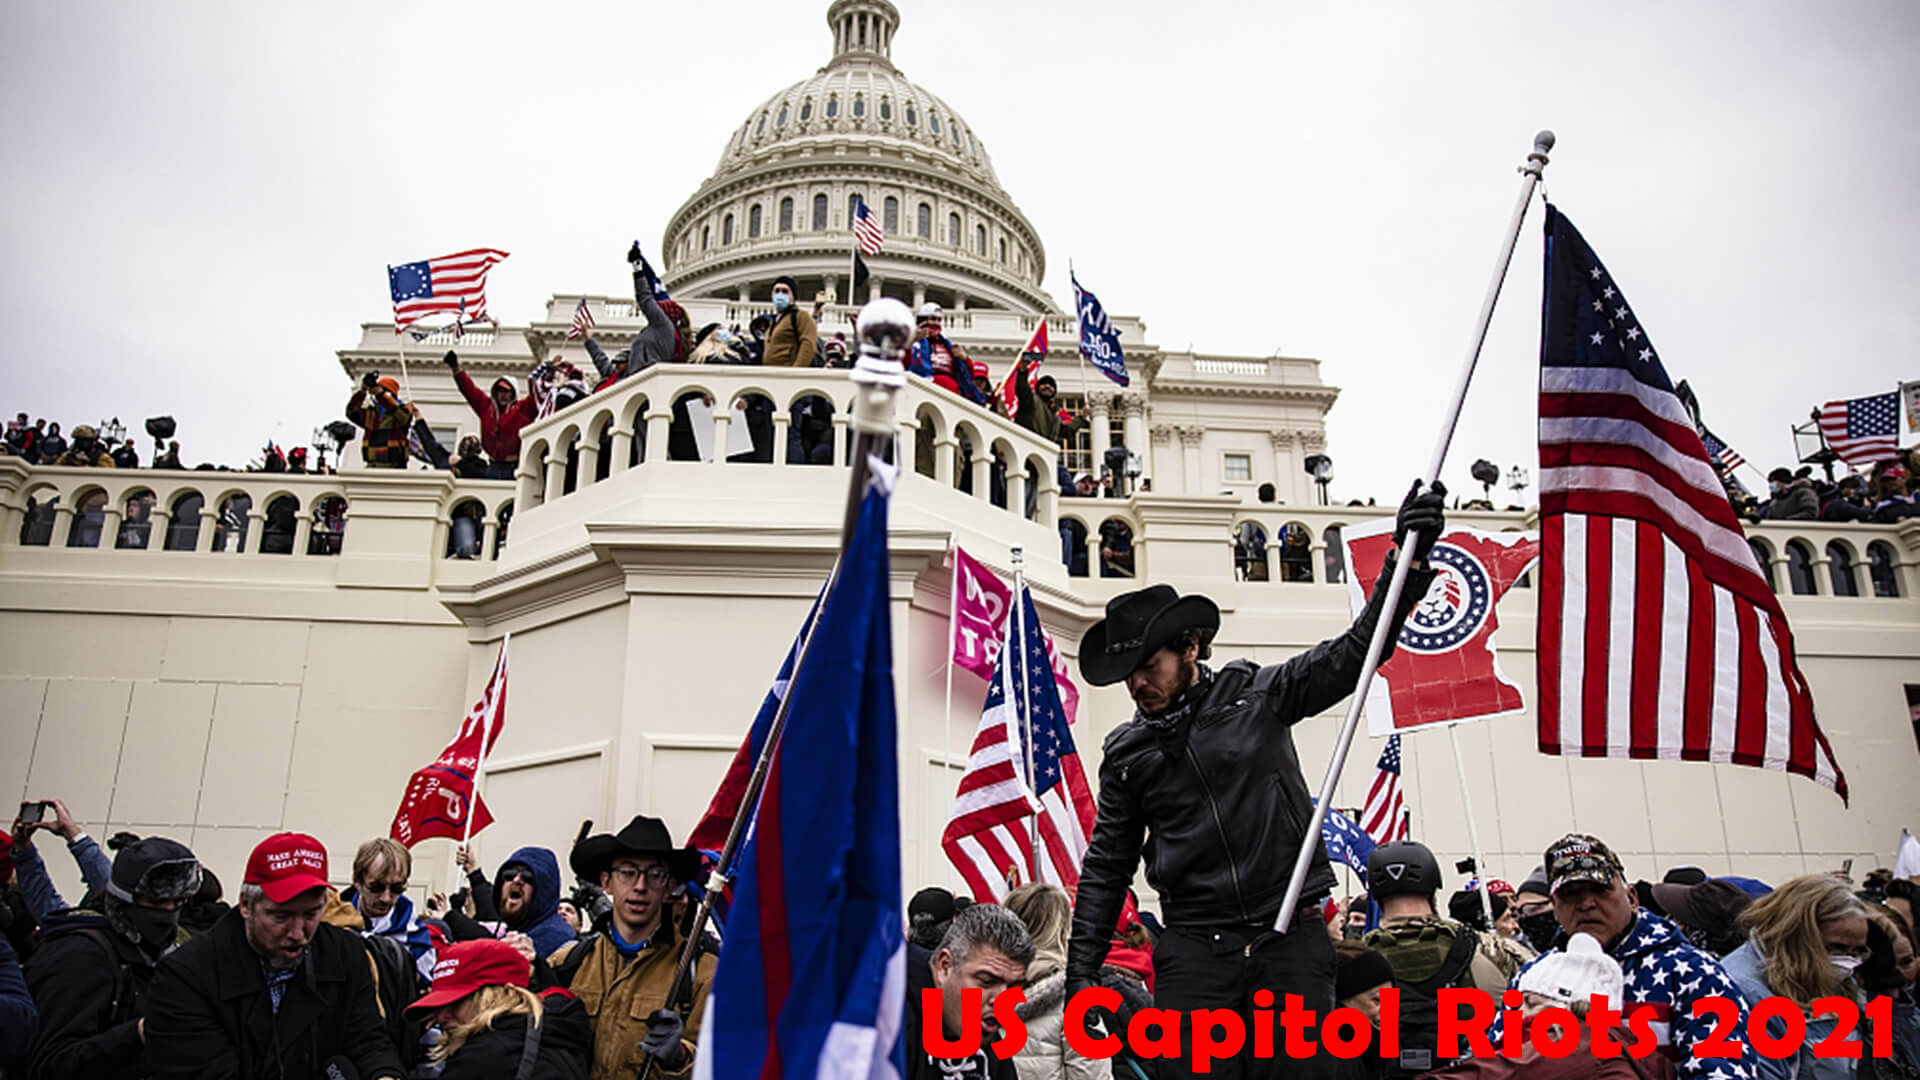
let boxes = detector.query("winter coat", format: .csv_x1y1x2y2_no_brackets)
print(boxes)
909,336,985,404
546,916,716,1080
1762,481,1820,520
337,887,435,984
321,888,422,1072
1874,495,1920,523
760,307,818,368
493,847,576,961
1011,969,1112,1080
25,907,167,1079
438,993,593,1080
347,385,415,468
0,936,38,1074
455,370,538,464
903,944,1018,1080
1498,911,1757,1080
54,444,114,468
144,906,404,1080
35,433,66,464
1067,559,1435,985
11,832,113,922
1721,941,1858,1080
1011,362,1084,446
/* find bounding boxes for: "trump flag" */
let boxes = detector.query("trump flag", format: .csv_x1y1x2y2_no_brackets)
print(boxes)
950,545,1081,724
1341,520,1539,736
390,638,507,847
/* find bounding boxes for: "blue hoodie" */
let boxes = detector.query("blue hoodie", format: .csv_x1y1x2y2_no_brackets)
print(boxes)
495,846,574,959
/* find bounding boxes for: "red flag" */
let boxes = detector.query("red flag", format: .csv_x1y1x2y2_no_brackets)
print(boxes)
949,545,1081,724
1341,520,1539,736
390,639,508,847
997,321,1049,415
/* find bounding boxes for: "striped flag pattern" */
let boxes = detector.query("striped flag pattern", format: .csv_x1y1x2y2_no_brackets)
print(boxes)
851,197,884,256
1699,429,1746,480
567,297,595,340
1536,205,1847,801
942,587,1095,902
388,248,509,330
1359,735,1409,844
1817,392,1901,466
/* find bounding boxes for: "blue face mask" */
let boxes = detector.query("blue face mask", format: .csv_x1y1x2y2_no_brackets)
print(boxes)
715,330,732,345
772,293,791,312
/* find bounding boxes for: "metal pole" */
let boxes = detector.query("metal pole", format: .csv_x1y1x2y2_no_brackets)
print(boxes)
1274,131,1554,933
1011,545,1038,884
635,299,912,1080
1446,723,1496,930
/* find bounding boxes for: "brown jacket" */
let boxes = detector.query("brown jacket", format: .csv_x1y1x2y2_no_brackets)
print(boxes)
761,308,818,367
549,923,716,1080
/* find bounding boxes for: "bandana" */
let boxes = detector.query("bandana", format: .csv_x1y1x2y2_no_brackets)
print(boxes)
1135,664,1214,733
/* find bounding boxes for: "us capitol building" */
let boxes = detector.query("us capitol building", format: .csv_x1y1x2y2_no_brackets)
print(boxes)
2,0,1914,906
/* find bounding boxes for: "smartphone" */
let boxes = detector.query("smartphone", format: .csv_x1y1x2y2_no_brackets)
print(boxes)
18,801,46,825
1842,858,1854,878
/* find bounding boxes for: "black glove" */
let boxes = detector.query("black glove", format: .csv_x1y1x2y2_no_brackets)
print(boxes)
640,1008,688,1070
1393,480,1447,563
361,371,379,390
1065,976,1121,1045
627,241,644,268
442,350,458,370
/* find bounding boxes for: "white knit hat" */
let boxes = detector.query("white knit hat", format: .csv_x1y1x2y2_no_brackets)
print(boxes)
1516,932,1624,1011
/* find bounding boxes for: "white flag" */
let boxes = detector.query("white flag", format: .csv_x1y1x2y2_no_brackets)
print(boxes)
1896,829,1920,880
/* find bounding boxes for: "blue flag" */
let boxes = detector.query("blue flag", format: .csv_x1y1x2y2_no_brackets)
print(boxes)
694,477,905,1080
1317,801,1376,885
1072,272,1129,387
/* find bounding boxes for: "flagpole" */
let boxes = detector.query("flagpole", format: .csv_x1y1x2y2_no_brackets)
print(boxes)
1443,723,1496,930
1275,130,1555,934
636,299,912,1080
461,633,508,851
944,543,960,891
1011,544,1039,885
395,327,417,406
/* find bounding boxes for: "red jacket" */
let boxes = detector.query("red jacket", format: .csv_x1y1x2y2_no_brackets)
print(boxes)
455,369,538,463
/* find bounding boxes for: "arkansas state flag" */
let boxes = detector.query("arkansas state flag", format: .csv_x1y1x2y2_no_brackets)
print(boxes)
1341,520,1538,736
390,638,508,847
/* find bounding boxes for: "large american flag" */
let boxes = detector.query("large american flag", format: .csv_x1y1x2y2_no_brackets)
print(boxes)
388,248,509,330
942,587,1095,902
1817,391,1901,466
851,197,884,256
1359,734,1410,844
1536,205,1847,801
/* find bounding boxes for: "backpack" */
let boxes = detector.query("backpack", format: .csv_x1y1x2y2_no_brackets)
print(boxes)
1368,923,1479,1078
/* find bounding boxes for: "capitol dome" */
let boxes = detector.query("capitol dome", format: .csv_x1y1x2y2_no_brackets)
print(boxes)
660,0,1054,314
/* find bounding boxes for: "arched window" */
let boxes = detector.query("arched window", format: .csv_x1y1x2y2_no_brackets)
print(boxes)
749,204,763,238
1323,525,1347,584
1826,541,1859,597
1784,540,1816,595
848,193,864,226
1234,522,1269,581
948,212,961,246
165,492,204,551
975,224,987,255
905,103,918,126
723,213,734,245
775,105,788,128
18,495,56,546
1748,538,1777,591
309,496,347,555
952,124,963,147
493,501,514,559
65,490,107,548
447,499,485,560
853,95,866,118
1868,541,1900,597
261,495,298,554
883,196,899,233
701,226,710,251
756,112,767,136
799,99,813,122
998,238,1007,263
214,493,252,553
812,193,828,231
826,95,839,118
118,489,156,549
930,112,942,135
917,203,931,238
1059,518,1089,577
879,98,892,121
1277,523,1314,582
779,197,794,233
1098,517,1135,578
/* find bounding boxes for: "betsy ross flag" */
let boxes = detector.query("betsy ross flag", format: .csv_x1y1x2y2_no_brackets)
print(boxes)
567,297,595,340
1536,205,1846,801
1359,735,1410,844
390,638,508,846
388,248,509,330
997,320,1050,416
942,587,1096,902
1817,391,1901,466
852,197,884,256
692,475,904,1080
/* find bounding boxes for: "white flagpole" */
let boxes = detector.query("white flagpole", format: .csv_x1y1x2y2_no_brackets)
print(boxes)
1275,131,1555,933
944,544,960,891
1443,724,1496,929
461,633,509,850
1011,544,1039,884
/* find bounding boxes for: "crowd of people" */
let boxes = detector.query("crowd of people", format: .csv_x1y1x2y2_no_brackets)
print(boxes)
1735,455,1920,525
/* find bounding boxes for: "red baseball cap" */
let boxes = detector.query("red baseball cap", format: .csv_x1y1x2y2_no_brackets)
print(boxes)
245,832,331,903
406,939,531,1015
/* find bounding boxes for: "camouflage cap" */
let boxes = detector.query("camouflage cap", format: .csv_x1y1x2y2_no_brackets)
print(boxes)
1544,833,1625,896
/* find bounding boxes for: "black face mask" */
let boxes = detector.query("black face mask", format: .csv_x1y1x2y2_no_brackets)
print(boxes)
1519,910,1560,953
124,905,182,952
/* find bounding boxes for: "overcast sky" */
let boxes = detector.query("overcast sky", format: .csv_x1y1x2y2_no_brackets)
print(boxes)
2,1,1913,501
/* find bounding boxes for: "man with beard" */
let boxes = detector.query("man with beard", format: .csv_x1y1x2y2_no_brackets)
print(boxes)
462,845,576,961
904,902,1033,1080
145,832,402,1080
546,816,712,1079
25,837,201,1079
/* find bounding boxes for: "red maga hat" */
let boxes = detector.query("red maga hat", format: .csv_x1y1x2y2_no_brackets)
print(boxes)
406,939,531,1015
245,832,330,904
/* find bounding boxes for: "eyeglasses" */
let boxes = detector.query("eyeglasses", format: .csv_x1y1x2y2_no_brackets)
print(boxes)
609,865,672,889
362,881,408,897
500,867,536,886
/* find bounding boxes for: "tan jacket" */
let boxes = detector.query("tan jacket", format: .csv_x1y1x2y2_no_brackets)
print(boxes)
761,308,818,367
549,924,717,1080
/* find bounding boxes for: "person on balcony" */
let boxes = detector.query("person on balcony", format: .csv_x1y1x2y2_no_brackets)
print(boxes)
445,350,537,481
582,246,685,393
1012,368,1086,447
35,421,67,465
908,304,984,405
761,276,818,367
346,372,416,469
53,424,115,468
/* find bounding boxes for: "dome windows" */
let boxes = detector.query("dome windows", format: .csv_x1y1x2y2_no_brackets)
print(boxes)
723,213,735,245
916,203,931,238
756,112,768,136
948,212,961,246
975,224,986,256
883,196,898,233
951,124,962,147
929,112,942,135
749,204,763,238
702,226,710,251
800,100,813,122
879,98,892,121
812,193,828,231
998,238,1007,263
905,104,918,127
853,95,866,118
826,94,839,118
779,197,794,233
776,105,788,128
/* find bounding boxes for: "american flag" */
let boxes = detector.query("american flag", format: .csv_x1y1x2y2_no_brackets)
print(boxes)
567,297,595,340
388,248,509,330
1359,735,1410,843
1699,428,1745,481
851,196,884,256
1817,391,1901,466
1536,206,1846,801
942,587,1095,902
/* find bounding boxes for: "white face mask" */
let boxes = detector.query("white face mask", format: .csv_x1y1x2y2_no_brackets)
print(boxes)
1831,954,1863,979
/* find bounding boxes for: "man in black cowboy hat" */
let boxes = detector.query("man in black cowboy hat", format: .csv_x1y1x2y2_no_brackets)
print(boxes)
1065,483,1445,1079
546,815,712,1079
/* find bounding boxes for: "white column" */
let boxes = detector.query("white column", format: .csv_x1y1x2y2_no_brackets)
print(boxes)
1006,468,1028,519
100,506,124,550
970,452,992,499
578,438,601,484
609,429,633,473
543,455,567,504
772,412,791,468
244,511,267,554
292,513,312,556
1150,426,1175,494
194,512,216,553
645,409,672,458
1178,425,1205,494
1270,430,1295,499
1089,393,1112,473
933,437,957,485
1121,393,1147,460
149,509,173,552
515,465,539,511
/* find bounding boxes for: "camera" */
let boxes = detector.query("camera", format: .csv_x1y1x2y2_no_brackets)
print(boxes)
1455,857,1478,875
18,801,49,825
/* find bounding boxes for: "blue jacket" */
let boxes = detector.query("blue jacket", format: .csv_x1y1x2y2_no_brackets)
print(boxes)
0,936,37,1070
11,833,113,921
1721,940,1859,1080
496,846,575,959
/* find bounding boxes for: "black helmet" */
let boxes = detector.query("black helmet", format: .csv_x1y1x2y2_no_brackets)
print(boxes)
1367,841,1443,900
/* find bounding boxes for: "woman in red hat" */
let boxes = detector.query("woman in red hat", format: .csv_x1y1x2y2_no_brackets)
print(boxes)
408,938,593,1079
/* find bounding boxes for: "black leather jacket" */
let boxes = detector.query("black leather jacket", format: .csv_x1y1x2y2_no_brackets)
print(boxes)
1067,559,1434,984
